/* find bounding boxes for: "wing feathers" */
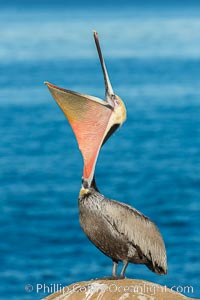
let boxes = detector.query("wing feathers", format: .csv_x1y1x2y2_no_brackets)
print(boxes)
104,198,167,273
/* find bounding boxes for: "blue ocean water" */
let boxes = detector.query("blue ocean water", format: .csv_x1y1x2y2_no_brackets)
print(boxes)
0,3,200,299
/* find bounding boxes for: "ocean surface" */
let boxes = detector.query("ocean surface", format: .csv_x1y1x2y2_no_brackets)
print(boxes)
0,3,200,299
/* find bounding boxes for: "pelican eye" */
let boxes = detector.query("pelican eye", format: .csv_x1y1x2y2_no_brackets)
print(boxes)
114,99,120,105
111,94,119,105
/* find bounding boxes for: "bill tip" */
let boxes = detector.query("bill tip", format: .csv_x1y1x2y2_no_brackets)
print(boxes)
93,30,98,36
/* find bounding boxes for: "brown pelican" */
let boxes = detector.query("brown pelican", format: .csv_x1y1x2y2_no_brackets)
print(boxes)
45,31,167,279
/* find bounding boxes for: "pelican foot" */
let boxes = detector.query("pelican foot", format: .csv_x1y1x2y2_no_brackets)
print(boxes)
96,276,125,280
95,276,116,280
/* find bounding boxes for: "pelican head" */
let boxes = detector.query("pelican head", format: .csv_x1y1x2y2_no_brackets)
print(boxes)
45,31,126,188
